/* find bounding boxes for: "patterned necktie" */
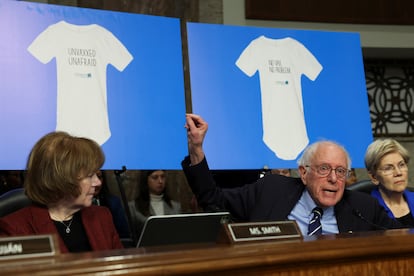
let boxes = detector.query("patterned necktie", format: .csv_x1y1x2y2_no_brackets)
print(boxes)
308,207,323,236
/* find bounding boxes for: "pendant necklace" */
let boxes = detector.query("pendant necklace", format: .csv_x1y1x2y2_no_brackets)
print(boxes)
59,217,74,234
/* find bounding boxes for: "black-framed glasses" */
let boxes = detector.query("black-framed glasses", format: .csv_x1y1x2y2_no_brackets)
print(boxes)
306,164,349,179
377,161,408,176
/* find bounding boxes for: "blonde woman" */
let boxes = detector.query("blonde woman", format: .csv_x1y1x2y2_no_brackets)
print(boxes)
365,138,414,227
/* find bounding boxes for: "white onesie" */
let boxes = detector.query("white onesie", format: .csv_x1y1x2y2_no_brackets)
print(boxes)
28,21,133,145
236,36,322,160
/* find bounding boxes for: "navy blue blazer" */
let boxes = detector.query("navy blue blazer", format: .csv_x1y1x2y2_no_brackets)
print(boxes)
182,156,403,233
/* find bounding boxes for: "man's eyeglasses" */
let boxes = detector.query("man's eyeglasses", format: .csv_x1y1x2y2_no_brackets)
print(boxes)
377,161,408,176
306,164,350,179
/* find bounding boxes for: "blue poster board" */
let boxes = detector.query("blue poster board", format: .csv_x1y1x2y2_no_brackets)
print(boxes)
187,22,372,169
0,0,187,169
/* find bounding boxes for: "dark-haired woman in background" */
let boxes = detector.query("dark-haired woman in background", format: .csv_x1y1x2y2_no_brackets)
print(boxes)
128,170,181,240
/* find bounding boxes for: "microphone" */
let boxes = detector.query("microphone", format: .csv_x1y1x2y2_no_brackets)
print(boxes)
204,204,230,215
203,205,234,223
352,209,387,231
114,165,127,177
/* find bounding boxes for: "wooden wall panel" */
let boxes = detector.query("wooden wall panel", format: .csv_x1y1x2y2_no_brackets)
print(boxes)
246,0,414,25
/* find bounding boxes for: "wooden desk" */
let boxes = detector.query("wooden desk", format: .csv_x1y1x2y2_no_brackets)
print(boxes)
1,229,414,275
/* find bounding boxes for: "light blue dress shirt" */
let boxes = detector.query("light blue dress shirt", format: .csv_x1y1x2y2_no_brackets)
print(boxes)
288,189,339,236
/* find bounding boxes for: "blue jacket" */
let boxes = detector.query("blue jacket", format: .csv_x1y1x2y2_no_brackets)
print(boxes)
371,187,414,219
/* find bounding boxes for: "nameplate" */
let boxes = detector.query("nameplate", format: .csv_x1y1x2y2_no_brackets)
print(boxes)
219,221,302,244
0,234,58,260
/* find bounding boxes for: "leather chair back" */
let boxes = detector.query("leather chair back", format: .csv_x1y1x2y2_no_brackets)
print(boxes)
346,179,376,193
0,188,31,217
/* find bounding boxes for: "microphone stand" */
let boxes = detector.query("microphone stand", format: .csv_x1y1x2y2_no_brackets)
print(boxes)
114,166,137,246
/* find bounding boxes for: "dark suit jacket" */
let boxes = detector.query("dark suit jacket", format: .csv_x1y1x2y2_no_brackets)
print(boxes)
0,204,123,253
182,156,402,233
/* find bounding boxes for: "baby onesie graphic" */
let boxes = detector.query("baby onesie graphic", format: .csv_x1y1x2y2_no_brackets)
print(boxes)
236,36,322,160
28,21,133,145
